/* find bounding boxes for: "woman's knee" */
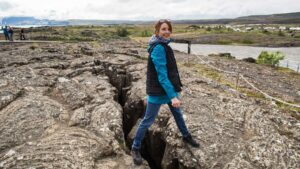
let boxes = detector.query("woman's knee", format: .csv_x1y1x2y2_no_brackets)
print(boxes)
139,119,153,129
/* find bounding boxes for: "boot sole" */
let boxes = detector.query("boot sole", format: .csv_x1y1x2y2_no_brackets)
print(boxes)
183,140,200,148
133,159,143,165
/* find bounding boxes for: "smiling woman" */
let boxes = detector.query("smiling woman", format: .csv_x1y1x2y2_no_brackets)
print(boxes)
130,19,200,166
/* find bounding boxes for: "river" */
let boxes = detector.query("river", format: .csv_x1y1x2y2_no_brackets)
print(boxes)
171,43,300,72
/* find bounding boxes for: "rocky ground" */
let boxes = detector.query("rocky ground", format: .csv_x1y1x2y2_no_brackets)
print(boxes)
170,50,300,105
0,40,299,169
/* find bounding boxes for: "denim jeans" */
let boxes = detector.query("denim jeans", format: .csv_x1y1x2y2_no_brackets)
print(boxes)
131,101,190,150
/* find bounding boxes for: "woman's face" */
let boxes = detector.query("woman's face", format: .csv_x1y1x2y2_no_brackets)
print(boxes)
158,23,171,39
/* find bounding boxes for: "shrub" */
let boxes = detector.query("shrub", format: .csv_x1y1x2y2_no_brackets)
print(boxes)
262,29,270,34
278,30,285,36
140,30,151,37
116,27,129,37
206,27,212,31
256,51,285,67
186,25,200,30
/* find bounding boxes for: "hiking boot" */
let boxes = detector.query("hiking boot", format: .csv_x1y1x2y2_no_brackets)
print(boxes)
183,134,200,148
131,148,143,165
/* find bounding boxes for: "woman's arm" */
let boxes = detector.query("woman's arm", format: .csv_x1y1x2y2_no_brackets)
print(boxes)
151,44,177,100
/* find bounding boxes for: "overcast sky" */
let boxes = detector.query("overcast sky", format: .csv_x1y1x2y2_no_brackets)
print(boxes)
0,0,300,20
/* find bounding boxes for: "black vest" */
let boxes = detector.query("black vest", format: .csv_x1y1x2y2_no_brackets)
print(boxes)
146,42,183,95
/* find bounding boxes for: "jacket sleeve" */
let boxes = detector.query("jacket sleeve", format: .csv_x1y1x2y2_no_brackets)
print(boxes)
151,44,178,100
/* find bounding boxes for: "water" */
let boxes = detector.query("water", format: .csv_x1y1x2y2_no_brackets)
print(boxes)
11,25,46,28
0,25,64,29
0,25,45,34
171,43,300,72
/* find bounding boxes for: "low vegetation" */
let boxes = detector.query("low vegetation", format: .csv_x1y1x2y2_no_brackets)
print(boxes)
256,51,285,67
6,23,298,46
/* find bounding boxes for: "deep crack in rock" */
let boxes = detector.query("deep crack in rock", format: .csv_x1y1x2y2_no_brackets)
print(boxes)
93,59,168,169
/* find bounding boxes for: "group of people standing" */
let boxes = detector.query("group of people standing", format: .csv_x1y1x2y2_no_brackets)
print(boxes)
1,26,26,41
2,26,14,41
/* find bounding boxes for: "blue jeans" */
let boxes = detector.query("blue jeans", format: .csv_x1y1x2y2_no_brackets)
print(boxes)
131,101,190,150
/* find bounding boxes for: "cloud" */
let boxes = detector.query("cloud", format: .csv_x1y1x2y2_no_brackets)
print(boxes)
0,0,299,20
0,1,14,11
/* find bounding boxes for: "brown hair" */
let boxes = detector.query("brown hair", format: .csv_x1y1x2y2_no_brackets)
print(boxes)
154,19,172,35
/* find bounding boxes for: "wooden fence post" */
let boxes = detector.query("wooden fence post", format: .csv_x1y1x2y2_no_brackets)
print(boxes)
236,72,240,89
173,39,192,65
188,41,191,54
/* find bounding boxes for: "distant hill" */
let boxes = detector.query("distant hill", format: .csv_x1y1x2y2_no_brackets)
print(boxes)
232,12,300,24
1,12,300,26
172,12,300,24
1,16,68,26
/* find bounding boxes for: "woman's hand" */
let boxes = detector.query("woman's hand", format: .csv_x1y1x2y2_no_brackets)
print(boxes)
171,97,181,108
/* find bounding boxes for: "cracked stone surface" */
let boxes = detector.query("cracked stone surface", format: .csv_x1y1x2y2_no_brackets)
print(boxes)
0,42,149,169
0,40,299,169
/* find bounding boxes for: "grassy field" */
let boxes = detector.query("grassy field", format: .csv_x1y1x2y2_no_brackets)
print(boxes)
129,24,300,46
3,23,300,46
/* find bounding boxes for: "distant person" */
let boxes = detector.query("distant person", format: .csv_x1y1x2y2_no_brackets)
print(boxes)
291,31,296,38
8,26,14,41
3,26,9,41
131,19,200,166
20,28,26,40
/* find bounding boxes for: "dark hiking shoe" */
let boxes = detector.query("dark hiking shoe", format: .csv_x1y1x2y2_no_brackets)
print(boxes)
183,134,200,148
131,148,143,165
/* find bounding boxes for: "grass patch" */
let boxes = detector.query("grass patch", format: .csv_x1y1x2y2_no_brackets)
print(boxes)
179,60,300,121
217,39,233,45
275,101,300,120
239,88,265,99
241,38,254,44
191,62,222,80
29,43,39,50
276,66,299,75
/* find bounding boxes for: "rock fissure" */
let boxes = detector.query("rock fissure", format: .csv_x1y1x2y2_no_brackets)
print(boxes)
93,58,168,169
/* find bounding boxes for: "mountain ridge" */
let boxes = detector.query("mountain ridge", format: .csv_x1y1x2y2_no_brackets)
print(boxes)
1,11,300,26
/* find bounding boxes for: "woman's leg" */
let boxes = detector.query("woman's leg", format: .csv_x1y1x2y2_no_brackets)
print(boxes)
132,102,161,150
167,102,190,137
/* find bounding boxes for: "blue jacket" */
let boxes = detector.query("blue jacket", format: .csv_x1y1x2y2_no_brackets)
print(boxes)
147,35,179,104
3,27,8,35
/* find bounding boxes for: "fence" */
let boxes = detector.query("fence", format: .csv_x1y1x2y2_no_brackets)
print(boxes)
177,41,300,108
281,60,300,73
175,41,300,73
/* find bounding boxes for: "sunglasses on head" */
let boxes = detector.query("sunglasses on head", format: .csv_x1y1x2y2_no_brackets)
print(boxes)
158,19,171,23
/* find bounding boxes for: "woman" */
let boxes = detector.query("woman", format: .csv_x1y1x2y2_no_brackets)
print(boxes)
8,26,14,41
3,26,9,41
20,28,26,40
131,19,200,165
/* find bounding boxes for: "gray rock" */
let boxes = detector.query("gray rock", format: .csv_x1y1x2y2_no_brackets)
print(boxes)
0,41,299,169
